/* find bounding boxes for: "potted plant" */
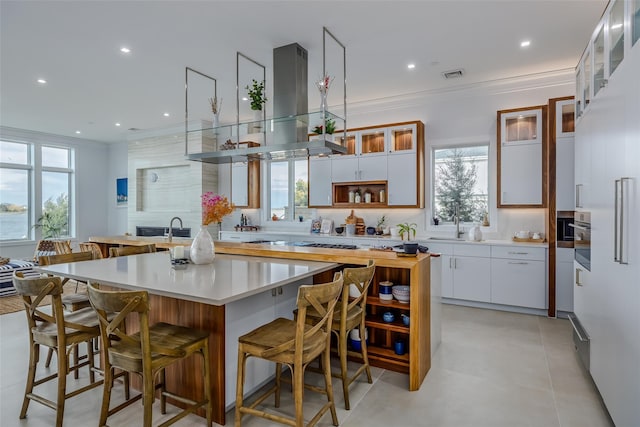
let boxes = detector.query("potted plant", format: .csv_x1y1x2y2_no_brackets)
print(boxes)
312,118,336,141
245,79,267,112
397,222,417,241
376,215,387,235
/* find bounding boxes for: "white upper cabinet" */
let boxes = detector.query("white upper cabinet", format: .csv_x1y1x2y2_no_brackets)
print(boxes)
387,152,417,206
608,0,625,76
593,23,606,98
308,156,332,207
497,106,547,207
231,162,249,207
554,99,576,211
387,123,417,154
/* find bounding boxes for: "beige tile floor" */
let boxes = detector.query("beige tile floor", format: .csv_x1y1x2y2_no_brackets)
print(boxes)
0,304,613,427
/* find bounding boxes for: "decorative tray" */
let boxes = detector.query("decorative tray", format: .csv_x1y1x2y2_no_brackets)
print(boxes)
512,237,546,243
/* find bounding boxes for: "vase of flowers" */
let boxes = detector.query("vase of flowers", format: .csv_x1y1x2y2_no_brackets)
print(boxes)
316,74,334,113
209,96,222,129
190,192,235,264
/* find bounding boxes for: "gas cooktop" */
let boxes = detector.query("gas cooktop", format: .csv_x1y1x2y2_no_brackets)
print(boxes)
292,242,358,250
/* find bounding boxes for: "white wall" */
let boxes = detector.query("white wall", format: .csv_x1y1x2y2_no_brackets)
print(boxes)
0,127,109,259
107,142,128,235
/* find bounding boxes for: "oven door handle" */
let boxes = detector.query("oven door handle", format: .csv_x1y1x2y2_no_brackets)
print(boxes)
568,223,590,231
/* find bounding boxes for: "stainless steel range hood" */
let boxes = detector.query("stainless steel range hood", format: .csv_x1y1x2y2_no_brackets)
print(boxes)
185,30,347,164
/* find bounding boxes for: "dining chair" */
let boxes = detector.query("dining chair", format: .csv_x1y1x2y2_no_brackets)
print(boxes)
79,242,104,259
12,271,103,427
108,244,156,257
87,283,213,427
235,273,343,427
297,260,376,410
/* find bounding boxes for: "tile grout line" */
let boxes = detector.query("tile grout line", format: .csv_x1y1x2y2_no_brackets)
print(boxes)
538,316,564,427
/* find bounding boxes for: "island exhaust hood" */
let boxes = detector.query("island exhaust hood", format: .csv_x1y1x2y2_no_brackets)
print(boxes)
186,29,347,164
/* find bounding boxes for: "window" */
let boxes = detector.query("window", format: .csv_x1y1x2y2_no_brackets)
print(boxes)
0,141,31,240
433,145,489,224
268,159,308,221
0,141,74,241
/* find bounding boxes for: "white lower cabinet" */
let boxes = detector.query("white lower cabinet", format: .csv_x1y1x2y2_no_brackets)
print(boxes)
429,243,491,302
430,242,548,310
556,247,574,312
490,246,546,309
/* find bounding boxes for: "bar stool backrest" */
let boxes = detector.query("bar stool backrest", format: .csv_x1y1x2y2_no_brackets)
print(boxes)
108,244,156,258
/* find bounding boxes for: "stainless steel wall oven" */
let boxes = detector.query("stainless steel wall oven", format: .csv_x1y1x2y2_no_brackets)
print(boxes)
571,212,591,271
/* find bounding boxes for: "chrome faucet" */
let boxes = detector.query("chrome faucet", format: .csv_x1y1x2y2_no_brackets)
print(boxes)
453,204,464,239
168,216,183,243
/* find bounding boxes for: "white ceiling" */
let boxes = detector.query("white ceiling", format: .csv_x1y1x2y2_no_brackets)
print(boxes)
0,0,607,144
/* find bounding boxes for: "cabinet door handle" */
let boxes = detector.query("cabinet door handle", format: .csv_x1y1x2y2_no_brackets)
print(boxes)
355,171,358,180
575,184,583,208
508,251,529,255
449,258,453,269
615,177,631,264
278,287,283,295
454,258,458,269
575,268,582,286
271,288,277,297
508,261,529,265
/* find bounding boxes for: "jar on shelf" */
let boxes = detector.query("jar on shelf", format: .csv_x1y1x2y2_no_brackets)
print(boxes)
364,191,372,203
379,189,386,203
348,190,355,203
355,192,362,204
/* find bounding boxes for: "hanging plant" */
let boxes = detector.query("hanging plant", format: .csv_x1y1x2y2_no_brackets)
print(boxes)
245,79,267,111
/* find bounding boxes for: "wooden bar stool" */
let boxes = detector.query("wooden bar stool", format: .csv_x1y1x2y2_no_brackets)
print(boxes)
108,244,156,257
87,283,212,427
300,260,376,410
12,271,103,427
235,273,343,427
39,251,97,374
79,242,104,259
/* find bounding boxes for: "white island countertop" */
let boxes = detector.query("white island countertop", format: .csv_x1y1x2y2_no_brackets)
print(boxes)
35,252,338,306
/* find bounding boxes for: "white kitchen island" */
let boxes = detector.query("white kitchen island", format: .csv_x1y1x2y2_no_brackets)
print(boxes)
36,251,338,425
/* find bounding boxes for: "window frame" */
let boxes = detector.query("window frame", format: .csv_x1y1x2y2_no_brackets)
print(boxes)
428,139,496,233
0,139,75,242
265,158,309,223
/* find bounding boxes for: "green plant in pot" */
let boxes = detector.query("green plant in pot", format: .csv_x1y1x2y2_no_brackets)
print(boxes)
312,118,336,135
376,215,387,235
397,222,419,254
245,79,267,111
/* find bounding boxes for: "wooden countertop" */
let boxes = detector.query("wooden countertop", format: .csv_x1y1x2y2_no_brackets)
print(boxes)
89,236,431,269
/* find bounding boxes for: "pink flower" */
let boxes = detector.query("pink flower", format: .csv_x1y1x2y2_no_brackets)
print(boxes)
201,192,235,225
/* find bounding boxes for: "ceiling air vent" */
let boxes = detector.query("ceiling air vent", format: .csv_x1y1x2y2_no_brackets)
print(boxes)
442,69,465,79
127,127,141,131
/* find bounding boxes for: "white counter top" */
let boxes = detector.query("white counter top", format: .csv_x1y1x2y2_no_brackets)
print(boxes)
35,252,338,306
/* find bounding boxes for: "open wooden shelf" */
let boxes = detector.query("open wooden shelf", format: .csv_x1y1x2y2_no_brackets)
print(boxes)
367,297,410,309
332,181,388,206
366,318,409,334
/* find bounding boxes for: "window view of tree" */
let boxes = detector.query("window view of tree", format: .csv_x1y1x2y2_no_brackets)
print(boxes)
433,146,488,224
35,194,69,238
269,160,308,221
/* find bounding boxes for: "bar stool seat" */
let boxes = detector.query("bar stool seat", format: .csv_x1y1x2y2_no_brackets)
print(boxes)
235,273,343,427
88,283,212,427
299,260,376,410
12,271,103,427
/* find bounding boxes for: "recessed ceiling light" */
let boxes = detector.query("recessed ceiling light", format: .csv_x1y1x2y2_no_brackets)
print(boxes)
407,63,416,69
520,40,531,48
242,97,248,101
611,23,622,30
163,112,170,117
120,47,131,53
115,122,121,127
75,130,81,134
36,78,47,84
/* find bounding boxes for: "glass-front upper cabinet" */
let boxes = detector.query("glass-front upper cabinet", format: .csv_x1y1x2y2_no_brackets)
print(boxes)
609,0,624,76
633,0,640,46
359,128,386,155
575,67,583,119
583,50,591,109
333,132,356,156
556,99,575,137
388,123,417,154
503,111,539,144
593,25,605,97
